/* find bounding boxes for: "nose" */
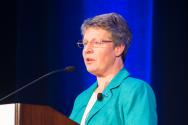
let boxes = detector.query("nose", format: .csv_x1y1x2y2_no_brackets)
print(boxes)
83,43,93,54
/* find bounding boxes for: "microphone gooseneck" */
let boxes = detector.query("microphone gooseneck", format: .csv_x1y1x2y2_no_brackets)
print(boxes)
0,66,76,102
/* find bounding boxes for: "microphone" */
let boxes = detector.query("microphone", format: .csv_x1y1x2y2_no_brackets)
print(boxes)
0,66,76,102
97,93,103,101
63,66,76,73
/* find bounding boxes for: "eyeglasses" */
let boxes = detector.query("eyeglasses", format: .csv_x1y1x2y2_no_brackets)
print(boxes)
77,40,113,48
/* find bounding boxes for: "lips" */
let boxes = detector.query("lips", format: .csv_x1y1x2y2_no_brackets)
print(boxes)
85,57,95,63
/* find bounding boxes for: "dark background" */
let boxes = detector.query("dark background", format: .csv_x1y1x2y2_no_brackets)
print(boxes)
0,0,187,124
152,0,188,124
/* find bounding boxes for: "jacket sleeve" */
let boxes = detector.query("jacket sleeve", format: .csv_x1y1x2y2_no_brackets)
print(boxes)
69,94,83,123
123,82,158,125
69,90,88,124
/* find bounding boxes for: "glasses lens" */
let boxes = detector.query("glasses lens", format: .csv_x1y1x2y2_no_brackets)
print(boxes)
77,41,84,48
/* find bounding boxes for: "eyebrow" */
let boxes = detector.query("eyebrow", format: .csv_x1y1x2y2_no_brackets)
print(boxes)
83,38,98,42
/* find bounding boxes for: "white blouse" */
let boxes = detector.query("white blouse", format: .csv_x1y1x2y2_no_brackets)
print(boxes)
80,92,97,125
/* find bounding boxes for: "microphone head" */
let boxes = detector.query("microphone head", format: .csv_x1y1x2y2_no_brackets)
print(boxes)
63,66,76,73
97,93,103,101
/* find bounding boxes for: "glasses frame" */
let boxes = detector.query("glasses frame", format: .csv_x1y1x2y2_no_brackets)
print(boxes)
77,40,113,48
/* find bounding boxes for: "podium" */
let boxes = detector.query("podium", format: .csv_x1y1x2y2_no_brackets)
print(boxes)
0,103,79,125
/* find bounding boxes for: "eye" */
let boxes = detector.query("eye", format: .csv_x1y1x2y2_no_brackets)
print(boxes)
83,41,88,46
94,41,102,45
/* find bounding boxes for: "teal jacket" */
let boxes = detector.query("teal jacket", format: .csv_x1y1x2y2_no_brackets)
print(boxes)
69,68,157,125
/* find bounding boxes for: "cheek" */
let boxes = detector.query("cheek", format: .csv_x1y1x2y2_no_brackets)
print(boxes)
82,50,86,60
82,51,84,58
96,50,115,63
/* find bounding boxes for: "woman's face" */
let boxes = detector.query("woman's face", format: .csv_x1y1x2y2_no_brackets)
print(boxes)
82,27,123,76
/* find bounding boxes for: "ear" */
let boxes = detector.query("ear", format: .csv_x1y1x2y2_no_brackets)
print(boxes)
114,44,125,57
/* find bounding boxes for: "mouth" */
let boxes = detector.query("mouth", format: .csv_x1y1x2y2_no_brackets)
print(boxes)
85,57,95,64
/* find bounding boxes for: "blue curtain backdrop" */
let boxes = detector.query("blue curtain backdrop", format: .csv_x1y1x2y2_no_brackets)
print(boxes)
0,0,187,124
44,0,153,116
82,0,153,86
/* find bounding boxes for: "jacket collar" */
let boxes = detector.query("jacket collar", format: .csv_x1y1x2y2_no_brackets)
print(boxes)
84,68,130,124
87,68,129,91
103,67,130,93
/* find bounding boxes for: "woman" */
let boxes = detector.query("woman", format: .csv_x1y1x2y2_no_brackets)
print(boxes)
70,12,157,125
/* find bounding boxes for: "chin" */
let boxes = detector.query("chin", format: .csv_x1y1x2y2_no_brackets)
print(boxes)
86,66,98,75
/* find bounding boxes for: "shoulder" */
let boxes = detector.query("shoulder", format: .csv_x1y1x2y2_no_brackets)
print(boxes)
72,83,96,109
69,85,93,120
74,89,88,104
118,77,158,124
72,88,89,107
119,77,156,104
121,77,154,93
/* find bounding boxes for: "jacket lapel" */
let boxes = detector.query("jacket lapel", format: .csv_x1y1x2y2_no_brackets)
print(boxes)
85,89,112,125
82,82,98,106
85,68,130,125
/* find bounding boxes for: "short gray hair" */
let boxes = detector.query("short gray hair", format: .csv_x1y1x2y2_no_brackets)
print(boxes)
81,12,132,61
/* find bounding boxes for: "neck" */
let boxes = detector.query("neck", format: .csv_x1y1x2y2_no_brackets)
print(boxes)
96,61,124,93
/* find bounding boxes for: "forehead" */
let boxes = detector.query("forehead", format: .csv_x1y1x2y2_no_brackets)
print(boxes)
83,27,112,40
